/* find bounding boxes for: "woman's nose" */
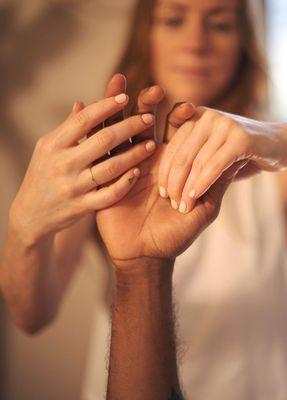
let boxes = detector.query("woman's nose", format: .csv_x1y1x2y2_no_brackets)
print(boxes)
180,17,210,54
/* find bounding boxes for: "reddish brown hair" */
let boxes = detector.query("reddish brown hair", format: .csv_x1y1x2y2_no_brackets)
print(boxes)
113,0,268,118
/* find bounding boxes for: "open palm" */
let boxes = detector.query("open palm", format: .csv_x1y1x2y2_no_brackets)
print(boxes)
95,142,241,263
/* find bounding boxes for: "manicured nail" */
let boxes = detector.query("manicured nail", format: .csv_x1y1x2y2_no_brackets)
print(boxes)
159,186,167,198
179,200,187,214
133,168,140,177
171,199,178,210
115,93,127,104
145,140,156,152
180,102,194,108
148,85,157,93
141,113,154,124
189,189,196,199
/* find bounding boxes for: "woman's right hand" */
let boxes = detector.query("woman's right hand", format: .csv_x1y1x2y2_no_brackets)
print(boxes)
9,89,157,246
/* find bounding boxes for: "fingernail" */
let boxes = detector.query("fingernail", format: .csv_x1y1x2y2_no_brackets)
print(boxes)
115,93,127,104
171,199,178,210
189,189,196,199
141,113,154,124
148,85,157,93
179,200,187,214
145,140,156,152
159,186,167,198
180,102,194,108
133,168,140,177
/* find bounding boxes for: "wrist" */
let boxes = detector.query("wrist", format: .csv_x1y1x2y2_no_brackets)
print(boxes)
7,208,54,250
111,256,175,286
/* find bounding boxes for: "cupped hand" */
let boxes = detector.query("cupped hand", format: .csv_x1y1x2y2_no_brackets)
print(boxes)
158,106,287,214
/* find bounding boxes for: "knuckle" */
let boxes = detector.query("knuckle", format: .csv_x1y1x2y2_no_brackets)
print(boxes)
232,127,252,150
74,196,87,215
35,133,54,153
203,108,221,122
207,159,221,175
192,157,203,171
73,111,89,130
173,151,188,167
105,160,118,178
51,156,72,176
95,129,113,148
59,180,75,200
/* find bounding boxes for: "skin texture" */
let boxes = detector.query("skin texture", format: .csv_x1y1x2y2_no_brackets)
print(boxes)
158,107,287,214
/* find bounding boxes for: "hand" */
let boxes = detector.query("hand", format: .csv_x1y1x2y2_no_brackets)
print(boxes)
95,100,245,263
158,106,287,214
9,75,157,246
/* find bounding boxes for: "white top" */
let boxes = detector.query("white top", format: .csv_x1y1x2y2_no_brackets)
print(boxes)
82,171,287,400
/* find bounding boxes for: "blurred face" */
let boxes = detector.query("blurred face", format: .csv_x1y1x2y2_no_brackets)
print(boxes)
150,0,242,106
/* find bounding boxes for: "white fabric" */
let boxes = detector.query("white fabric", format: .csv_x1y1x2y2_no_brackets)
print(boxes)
82,171,287,400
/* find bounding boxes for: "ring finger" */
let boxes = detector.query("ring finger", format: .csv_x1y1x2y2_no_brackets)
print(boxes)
75,138,156,193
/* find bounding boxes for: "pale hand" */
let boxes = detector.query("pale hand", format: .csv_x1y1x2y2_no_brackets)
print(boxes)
158,106,287,214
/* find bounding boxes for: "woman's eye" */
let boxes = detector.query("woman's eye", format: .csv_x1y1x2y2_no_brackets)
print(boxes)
208,22,236,32
161,17,183,27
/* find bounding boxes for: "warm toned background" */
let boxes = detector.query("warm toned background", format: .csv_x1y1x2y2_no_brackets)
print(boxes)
0,1,134,399
1,0,286,399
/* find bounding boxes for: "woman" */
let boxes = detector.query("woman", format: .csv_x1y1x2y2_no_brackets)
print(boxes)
83,0,287,399
1,0,287,399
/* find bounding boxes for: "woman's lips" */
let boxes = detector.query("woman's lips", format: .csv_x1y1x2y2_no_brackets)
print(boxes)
172,66,211,79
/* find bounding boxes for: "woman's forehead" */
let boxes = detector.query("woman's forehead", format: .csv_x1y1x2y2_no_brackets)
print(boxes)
154,0,241,13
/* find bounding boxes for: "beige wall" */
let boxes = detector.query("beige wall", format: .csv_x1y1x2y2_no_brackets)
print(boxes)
0,1,134,399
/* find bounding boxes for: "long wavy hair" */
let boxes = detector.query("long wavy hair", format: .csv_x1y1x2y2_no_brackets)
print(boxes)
113,0,268,118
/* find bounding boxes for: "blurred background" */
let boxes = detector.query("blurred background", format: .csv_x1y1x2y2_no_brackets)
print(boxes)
0,0,286,399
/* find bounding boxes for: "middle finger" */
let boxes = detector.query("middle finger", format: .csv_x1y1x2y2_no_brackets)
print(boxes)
73,113,155,170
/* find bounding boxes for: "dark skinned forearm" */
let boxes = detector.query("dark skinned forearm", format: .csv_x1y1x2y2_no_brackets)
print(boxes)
106,257,183,400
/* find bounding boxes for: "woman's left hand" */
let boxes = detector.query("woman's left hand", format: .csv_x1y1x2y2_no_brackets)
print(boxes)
158,106,287,214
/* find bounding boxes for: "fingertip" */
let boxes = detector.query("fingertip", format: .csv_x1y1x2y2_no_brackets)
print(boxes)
133,168,141,177
72,101,85,113
179,102,196,118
